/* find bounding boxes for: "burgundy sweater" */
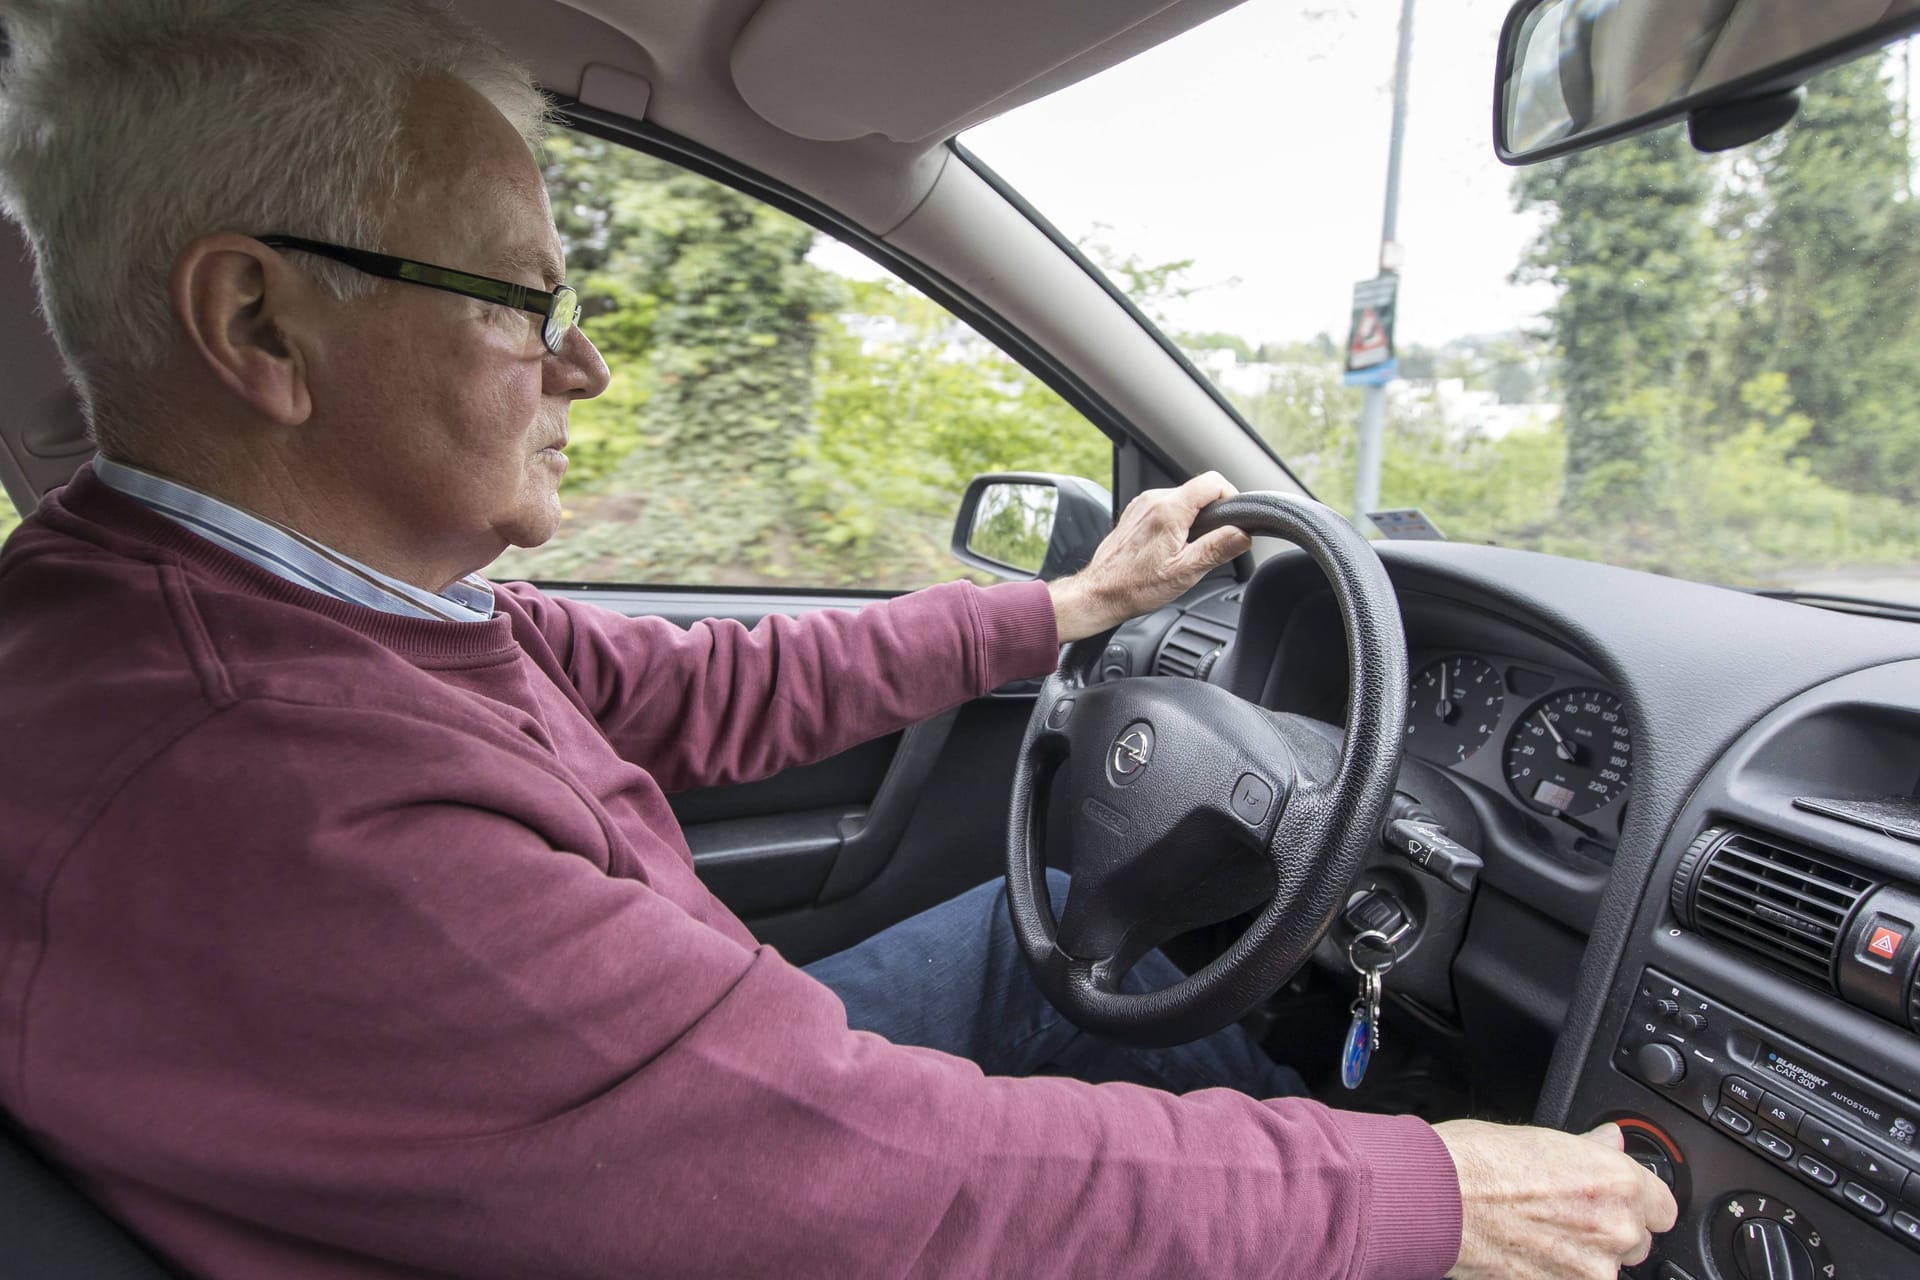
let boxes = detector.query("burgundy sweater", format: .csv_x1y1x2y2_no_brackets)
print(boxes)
0,468,1463,1279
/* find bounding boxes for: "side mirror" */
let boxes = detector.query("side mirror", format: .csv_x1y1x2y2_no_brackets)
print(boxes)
951,473,1113,581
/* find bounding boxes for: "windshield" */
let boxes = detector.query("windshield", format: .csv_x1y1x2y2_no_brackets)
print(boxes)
964,0,1920,605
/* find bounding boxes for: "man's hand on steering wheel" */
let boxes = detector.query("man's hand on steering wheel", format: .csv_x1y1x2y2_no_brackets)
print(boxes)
1048,472,1255,642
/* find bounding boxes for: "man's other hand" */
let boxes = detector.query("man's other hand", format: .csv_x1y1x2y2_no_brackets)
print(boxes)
1047,473,1253,643
1437,1119,1680,1280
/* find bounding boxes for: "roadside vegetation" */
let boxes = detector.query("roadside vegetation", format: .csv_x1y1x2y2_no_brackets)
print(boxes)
496,54,1920,595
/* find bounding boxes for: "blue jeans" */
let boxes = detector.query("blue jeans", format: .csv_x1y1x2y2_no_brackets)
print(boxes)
805,869,1308,1097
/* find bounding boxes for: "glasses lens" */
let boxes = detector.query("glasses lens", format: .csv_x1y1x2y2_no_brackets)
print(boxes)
544,286,581,354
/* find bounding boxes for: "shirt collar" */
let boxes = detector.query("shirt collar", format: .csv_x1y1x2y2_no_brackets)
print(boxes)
91,457,495,623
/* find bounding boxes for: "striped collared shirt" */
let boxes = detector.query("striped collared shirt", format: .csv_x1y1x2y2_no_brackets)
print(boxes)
92,457,495,622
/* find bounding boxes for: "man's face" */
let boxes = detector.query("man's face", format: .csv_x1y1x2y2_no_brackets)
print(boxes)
299,75,608,581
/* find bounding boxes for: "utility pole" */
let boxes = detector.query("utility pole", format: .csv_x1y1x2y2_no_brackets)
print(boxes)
1354,0,1417,526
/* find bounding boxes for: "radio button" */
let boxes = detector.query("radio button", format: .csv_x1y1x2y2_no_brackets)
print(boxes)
1752,1129,1795,1162
1714,1106,1755,1137
1722,1076,1765,1109
1798,1115,1851,1162
1796,1155,1840,1186
1759,1092,1806,1131
1842,1181,1888,1215
1845,1145,1907,1196
1894,1210,1920,1243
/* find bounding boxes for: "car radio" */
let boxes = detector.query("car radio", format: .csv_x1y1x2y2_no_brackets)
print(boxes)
1615,967,1920,1256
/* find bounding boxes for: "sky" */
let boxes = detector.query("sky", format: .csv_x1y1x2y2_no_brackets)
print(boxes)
956,0,1558,350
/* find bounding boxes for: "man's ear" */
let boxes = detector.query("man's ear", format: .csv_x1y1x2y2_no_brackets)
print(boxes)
169,234,316,428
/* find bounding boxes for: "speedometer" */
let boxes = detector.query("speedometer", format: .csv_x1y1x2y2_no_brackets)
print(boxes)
1503,688,1632,817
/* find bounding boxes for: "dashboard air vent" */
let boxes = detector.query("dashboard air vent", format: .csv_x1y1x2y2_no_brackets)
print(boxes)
1672,826,1878,990
1153,624,1223,680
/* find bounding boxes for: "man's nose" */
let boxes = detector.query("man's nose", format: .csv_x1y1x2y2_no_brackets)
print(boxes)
546,323,610,401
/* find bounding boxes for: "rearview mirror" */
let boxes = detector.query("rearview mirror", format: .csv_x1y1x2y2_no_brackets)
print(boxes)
1496,0,1920,163
951,473,1113,581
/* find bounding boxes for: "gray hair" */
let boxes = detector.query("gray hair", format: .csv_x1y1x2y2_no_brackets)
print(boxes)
0,0,548,451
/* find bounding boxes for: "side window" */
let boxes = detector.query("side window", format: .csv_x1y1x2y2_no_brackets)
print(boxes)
0,494,20,545
487,127,1112,591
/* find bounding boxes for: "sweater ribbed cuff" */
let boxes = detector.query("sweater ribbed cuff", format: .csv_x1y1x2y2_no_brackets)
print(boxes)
1334,1110,1464,1280
974,580,1061,690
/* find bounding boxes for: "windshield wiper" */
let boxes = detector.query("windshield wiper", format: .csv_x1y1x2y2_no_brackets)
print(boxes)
1747,589,1920,623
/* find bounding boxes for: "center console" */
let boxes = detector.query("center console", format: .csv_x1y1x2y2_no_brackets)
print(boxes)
1563,660,1920,1280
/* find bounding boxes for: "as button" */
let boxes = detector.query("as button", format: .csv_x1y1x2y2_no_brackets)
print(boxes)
1759,1092,1806,1131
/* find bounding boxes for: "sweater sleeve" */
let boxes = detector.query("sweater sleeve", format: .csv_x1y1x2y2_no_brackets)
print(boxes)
497,578,1061,791
19,699,1463,1280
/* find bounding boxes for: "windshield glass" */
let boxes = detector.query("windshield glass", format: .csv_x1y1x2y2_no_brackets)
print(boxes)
964,0,1920,604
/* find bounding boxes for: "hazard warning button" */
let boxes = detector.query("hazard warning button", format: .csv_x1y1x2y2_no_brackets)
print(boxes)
1859,918,1908,967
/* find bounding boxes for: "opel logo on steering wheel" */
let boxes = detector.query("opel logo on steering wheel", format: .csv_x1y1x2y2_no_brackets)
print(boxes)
1109,722,1155,786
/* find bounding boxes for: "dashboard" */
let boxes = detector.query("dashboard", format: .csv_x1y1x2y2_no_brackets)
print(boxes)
1110,539,1920,1280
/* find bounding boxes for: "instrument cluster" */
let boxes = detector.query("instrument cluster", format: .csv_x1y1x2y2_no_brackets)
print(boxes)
1403,651,1633,850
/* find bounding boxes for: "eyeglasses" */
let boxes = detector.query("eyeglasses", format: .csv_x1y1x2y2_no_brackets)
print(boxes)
256,234,582,355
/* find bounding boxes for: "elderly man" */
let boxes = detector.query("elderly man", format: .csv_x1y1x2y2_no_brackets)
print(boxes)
0,1,1673,1277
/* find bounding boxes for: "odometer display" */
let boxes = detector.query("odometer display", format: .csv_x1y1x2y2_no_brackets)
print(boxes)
1503,687,1632,817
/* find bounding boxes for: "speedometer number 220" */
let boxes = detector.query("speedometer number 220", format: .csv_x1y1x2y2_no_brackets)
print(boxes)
1503,688,1632,817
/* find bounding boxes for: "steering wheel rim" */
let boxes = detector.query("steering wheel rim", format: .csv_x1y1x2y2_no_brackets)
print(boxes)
1003,492,1407,1048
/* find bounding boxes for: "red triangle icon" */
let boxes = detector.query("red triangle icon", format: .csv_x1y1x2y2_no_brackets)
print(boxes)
1869,926,1903,959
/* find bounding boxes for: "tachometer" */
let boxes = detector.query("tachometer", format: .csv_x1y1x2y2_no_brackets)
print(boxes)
1503,687,1632,817
1405,655,1505,764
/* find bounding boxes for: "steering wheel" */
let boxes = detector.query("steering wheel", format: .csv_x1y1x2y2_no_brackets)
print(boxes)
1004,492,1408,1048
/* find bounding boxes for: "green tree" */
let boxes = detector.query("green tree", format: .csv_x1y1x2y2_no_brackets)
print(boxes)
789,278,1107,586
1736,54,1920,497
499,136,841,583
1512,128,1716,517
495,127,1110,589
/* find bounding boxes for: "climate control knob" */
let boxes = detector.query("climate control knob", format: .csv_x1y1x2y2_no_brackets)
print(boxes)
1710,1194,1835,1280
1635,1042,1687,1086
1735,1216,1815,1280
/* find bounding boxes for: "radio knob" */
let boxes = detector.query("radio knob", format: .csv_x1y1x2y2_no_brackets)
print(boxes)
1635,1043,1687,1087
1677,1011,1709,1033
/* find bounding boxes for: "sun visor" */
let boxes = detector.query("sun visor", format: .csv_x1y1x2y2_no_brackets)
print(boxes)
730,0,1248,143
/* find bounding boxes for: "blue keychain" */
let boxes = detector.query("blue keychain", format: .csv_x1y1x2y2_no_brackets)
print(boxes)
1341,930,1396,1090
1340,995,1374,1089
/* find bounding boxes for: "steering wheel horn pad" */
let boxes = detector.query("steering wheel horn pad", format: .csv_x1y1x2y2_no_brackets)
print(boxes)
1037,677,1297,962
1004,492,1407,1048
